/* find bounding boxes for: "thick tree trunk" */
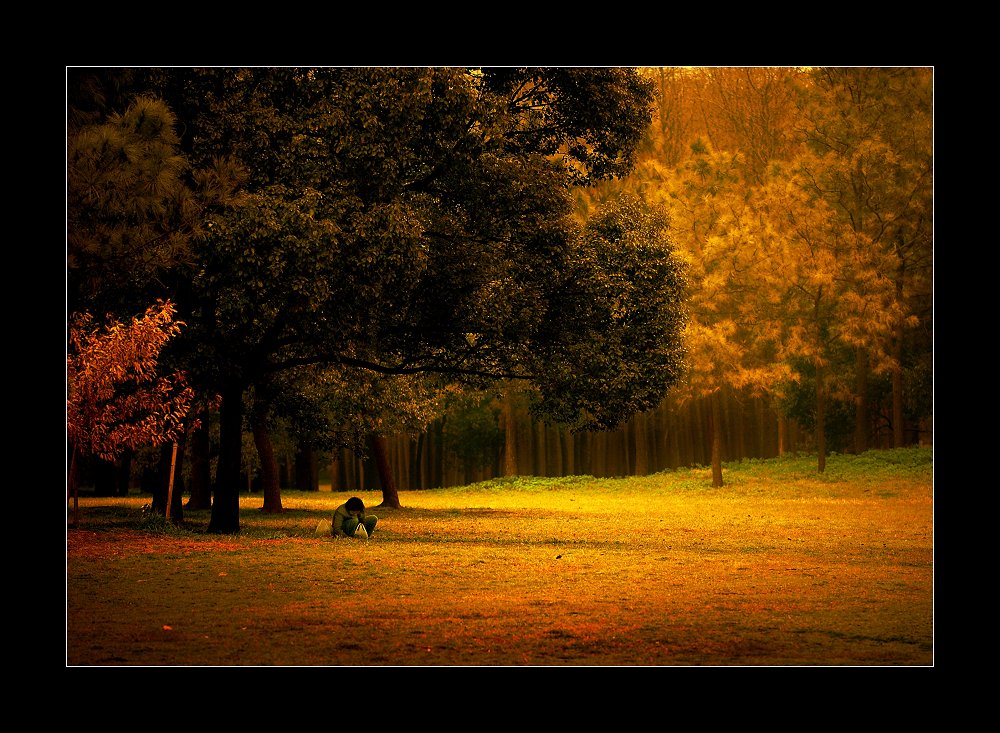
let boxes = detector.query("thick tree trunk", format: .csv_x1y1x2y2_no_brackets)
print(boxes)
370,433,401,508
209,384,244,534
253,409,283,513
710,393,724,487
186,408,212,510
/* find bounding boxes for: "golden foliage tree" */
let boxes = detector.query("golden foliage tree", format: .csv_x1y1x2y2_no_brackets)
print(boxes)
654,143,795,486
797,68,933,448
67,300,195,524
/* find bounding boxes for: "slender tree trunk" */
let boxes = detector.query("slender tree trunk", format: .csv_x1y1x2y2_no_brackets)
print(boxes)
253,409,282,513
93,457,118,497
209,383,244,534
634,412,649,476
534,421,547,477
854,348,869,454
892,258,906,448
295,448,319,491
168,442,185,523
755,399,767,458
615,426,629,477
666,403,681,469
892,328,905,448
410,435,423,490
151,442,172,515
778,415,787,457
548,423,562,477
502,398,518,476
710,393,724,487
186,408,212,509
370,433,401,508
68,444,80,528
692,399,707,467
562,430,575,477
117,450,133,496
816,360,827,473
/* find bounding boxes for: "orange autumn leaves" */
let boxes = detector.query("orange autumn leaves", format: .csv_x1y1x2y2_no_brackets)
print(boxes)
67,299,195,462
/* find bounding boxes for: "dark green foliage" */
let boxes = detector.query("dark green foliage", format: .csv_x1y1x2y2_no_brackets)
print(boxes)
528,194,688,430
779,372,855,454
441,392,504,473
69,67,683,532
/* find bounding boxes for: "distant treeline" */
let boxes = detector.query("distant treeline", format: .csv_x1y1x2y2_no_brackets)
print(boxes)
325,390,928,492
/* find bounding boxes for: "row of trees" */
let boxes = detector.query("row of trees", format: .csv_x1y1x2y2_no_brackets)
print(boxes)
578,67,932,481
67,67,933,521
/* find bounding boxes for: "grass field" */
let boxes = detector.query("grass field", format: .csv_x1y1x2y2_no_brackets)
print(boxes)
66,447,933,667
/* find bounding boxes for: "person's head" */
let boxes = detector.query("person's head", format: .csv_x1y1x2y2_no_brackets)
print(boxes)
346,497,365,513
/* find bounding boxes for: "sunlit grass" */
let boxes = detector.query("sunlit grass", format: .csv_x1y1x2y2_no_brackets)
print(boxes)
67,447,933,666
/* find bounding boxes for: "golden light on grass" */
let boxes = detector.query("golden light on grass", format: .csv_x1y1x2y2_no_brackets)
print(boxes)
67,449,932,666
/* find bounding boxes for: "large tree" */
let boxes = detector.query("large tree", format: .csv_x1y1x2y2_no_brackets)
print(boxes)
83,68,685,533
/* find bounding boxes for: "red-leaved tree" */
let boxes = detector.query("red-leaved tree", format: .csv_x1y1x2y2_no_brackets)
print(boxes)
67,300,195,525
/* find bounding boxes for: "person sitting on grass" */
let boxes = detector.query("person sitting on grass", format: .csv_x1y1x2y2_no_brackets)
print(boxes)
332,496,378,539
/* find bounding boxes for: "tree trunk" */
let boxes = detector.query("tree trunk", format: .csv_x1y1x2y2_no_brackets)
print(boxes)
93,457,118,497
68,444,80,528
892,258,906,448
410,435,423,490
253,409,283,513
562,429,575,477
634,411,649,476
502,398,518,476
547,423,562,477
186,408,212,510
151,442,171,515
295,448,319,491
710,393,724,487
534,421,547,477
892,326,905,448
370,433,401,508
209,383,244,534
168,442,185,523
854,348,869,454
116,450,133,496
816,360,827,473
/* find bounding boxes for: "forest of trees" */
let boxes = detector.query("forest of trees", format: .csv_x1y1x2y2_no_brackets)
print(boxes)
67,67,933,519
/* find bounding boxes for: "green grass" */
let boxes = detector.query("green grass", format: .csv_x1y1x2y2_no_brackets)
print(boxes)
66,448,933,666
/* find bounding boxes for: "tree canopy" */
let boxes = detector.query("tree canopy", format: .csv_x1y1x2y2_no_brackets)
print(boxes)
67,67,689,532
